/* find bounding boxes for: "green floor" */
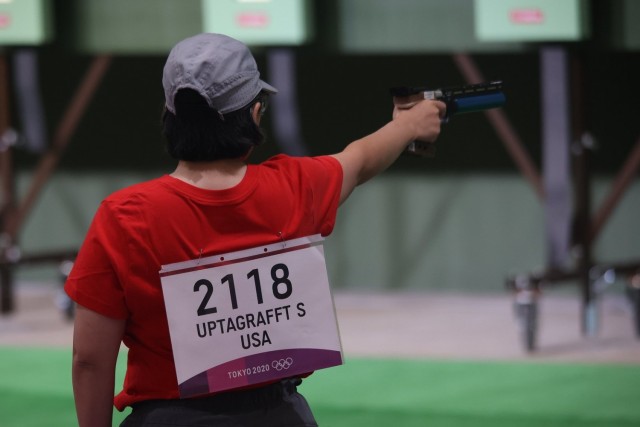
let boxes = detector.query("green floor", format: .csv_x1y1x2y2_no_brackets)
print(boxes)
1,348,639,427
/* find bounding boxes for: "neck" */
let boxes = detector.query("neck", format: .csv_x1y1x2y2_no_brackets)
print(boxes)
171,158,248,190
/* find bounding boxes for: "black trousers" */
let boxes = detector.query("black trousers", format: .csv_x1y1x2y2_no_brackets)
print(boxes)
119,379,317,427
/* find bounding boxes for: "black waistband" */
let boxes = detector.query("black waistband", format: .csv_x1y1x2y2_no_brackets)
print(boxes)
131,378,302,414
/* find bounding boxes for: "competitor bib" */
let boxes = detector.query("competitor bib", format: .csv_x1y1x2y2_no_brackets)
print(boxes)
159,234,343,398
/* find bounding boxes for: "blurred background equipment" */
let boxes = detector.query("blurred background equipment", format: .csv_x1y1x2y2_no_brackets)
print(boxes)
1,0,54,313
0,0,638,355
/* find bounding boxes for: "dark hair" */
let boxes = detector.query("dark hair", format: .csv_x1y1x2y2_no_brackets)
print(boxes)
162,89,267,161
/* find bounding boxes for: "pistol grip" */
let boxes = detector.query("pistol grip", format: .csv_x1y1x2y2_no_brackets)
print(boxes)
405,140,437,158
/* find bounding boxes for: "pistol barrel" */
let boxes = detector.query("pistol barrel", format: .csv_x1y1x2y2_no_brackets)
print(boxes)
391,80,505,118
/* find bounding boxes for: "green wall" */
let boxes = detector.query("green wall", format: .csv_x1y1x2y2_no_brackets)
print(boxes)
15,172,640,293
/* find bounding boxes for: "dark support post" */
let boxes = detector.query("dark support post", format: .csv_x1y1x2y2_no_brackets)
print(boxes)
574,135,595,335
0,262,12,313
0,53,16,314
568,52,596,337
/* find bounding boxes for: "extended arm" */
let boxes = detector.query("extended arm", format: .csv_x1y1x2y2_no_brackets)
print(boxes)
331,99,446,204
72,304,126,427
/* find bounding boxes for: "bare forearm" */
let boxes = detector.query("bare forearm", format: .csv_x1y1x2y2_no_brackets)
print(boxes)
332,100,445,204
72,359,117,427
71,305,126,427
342,119,416,185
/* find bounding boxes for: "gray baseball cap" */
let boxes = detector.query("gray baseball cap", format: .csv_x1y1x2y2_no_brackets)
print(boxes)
162,33,277,115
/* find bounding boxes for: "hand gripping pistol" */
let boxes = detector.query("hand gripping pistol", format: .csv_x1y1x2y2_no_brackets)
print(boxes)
390,80,506,157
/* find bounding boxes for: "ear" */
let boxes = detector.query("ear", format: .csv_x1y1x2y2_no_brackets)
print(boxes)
251,102,262,124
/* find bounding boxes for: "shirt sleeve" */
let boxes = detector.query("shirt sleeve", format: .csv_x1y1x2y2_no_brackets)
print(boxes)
295,155,343,236
64,200,129,319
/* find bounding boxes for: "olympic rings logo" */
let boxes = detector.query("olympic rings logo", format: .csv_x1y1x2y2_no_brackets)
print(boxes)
272,357,294,371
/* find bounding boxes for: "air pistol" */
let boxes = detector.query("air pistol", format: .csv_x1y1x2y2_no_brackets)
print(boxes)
390,80,506,157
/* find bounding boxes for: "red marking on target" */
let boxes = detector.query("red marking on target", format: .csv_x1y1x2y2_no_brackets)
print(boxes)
236,12,270,28
509,9,544,24
0,14,11,29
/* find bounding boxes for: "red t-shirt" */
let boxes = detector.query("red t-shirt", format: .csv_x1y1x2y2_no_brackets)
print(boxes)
65,155,343,411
